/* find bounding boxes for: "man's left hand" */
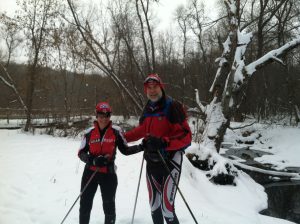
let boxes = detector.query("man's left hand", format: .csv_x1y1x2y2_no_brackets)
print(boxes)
143,136,167,152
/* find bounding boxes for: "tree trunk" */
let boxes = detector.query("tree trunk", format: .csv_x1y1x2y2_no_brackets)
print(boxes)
24,65,37,131
192,0,300,184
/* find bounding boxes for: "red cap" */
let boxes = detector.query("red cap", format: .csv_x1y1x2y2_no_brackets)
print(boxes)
95,102,112,113
143,73,164,92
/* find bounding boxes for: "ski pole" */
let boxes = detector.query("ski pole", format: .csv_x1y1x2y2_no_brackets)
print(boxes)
131,155,145,224
60,167,99,224
157,150,199,224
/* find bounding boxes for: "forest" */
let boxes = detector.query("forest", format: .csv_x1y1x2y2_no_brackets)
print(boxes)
1,0,299,124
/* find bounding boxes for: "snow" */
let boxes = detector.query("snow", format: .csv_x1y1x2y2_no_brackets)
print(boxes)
225,122,300,171
222,36,232,56
209,35,231,93
245,38,300,76
200,100,227,152
228,2,237,15
253,127,300,171
296,105,300,124
194,89,206,113
0,128,297,224
233,29,252,86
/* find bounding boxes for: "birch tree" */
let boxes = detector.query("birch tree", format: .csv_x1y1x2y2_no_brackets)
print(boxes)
192,0,300,183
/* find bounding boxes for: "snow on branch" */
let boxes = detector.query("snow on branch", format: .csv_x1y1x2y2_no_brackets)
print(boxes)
230,159,300,179
224,0,237,15
209,36,231,93
232,30,252,88
194,89,206,113
229,121,255,130
295,105,300,125
245,38,300,76
205,101,226,137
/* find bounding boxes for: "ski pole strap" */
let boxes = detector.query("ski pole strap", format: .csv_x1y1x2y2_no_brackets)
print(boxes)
157,151,199,224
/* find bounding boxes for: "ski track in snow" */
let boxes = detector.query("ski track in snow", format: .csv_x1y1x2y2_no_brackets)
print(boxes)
0,130,296,224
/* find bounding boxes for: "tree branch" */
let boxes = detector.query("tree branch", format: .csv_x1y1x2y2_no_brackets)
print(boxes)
228,121,255,130
0,63,28,112
65,0,143,111
194,89,206,113
245,38,300,76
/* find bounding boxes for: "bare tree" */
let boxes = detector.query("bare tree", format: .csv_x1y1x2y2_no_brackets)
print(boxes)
15,0,60,131
66,0,144,113
175,5,189,61
193,0,300,182
186,0,209,63
51,24,72,127
0,13,26,121
0,14,23,67
108,0,146,108
135,0,156,73
237,0,300,119
156,31,175,65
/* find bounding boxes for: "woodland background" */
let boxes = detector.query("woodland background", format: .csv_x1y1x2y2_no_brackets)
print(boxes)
1,0,300,129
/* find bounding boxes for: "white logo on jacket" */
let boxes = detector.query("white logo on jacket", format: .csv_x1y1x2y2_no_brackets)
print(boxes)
90,138,115,144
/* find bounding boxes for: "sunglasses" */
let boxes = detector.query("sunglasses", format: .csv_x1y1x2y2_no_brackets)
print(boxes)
96,112,111,118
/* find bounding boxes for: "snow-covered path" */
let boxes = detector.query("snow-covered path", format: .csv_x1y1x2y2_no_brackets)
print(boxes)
0,130,295,224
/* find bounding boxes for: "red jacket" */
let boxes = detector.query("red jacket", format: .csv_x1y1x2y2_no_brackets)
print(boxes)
79,121,142,173
125,97,191,151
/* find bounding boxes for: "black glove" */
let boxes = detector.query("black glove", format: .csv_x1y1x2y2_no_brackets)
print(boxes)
93,155,109,167
143,136,168,153
130,144,144,153
79,152,94,165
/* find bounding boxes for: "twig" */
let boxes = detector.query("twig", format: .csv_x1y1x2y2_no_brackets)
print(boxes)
229,121,256,130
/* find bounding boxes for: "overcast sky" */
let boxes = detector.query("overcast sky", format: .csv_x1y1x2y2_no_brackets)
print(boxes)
0,0,218,29
0,0,218,64
0,0,17,15
0,0,187,18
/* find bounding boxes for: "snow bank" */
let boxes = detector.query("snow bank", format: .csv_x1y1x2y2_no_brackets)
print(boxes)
0,130,295,224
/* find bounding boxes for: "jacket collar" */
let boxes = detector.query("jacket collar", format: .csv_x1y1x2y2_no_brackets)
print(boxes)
146,96,167,113
93,120,112,135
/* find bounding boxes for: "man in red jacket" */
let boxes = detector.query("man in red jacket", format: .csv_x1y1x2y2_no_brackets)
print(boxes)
125,74,192,224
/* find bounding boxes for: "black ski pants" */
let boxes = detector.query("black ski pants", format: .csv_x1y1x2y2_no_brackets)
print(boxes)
146,151,183,224
79,168,117,224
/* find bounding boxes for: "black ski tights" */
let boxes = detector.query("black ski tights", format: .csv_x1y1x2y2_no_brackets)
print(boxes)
104,214,116,224
79,168,117,224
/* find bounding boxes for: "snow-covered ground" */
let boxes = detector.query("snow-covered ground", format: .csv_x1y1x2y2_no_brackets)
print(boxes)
0,124,298,224
224,122,300,171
